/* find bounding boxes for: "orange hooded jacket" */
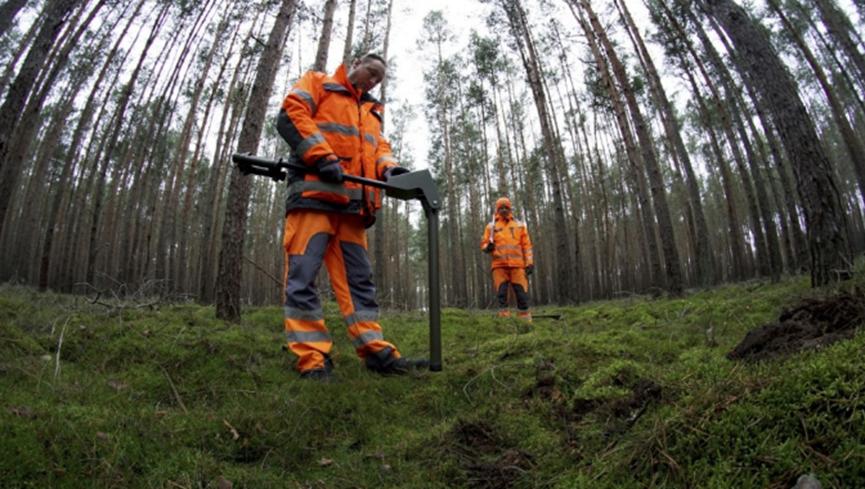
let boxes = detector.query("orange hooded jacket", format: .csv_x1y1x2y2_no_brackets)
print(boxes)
480,199,534,270
279,64,398,220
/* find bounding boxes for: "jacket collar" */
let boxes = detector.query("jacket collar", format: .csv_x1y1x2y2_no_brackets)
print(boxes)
495,212,513,223
328,64,381,104
331,64,361,100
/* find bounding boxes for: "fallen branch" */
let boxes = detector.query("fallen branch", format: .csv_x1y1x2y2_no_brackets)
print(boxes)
244,255,282,287
161,366,189,414
54,317,71,381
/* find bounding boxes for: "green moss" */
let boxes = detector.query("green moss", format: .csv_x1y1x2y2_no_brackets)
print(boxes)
1,275,863,487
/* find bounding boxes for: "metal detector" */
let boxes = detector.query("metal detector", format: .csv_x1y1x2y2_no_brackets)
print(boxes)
232,153,443,372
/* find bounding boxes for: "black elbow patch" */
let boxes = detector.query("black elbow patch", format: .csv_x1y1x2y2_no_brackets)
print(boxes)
276,110,304,149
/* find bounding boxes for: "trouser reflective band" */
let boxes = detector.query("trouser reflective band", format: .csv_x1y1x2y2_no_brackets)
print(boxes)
347,322,395,358
284,316,332,372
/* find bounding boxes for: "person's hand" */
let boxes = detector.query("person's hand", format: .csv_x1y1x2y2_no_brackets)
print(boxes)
383,166,410,181
484,242,494,253
317,156,343,183
526,265,534,276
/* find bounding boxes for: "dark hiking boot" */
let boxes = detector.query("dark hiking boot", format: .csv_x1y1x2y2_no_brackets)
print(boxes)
299,356,335,382
365,355,429,375
300,368,336,382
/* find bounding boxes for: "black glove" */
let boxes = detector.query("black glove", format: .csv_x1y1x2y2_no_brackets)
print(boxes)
383,166,410,181
526,265,534,276
317,156,343,183
484,242,494,253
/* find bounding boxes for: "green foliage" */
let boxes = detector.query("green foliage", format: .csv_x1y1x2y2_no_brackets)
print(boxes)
1,277,863,487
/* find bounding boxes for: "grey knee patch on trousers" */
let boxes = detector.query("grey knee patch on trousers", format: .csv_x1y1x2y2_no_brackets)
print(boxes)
340,240,379,312
513,284,529,310
285,233,330,311
497,282,510,307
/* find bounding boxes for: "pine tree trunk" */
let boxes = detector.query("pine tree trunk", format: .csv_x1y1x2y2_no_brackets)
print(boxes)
0,0,107,271
618,0,715,286
686,9,782,281
216,0,297,321
0,0,80,242
685,68,749,280
372,0,394,303
502,0,573,303
701,0,852,285
706,14,810,272
178,18,243,296
313,0,338,72
812,0,865,91
575,4,663,292
38,0,146,290
0,16,40,99
341,0,357,66
580,0,682,294
769,0,865,213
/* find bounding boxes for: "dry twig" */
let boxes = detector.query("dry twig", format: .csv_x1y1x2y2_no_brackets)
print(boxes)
161,366,189,414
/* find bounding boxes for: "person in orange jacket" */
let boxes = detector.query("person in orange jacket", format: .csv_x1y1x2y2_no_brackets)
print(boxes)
275,53,427,381
481,197,534,321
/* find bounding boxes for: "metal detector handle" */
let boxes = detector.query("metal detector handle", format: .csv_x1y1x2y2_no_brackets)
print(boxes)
232,152,385,188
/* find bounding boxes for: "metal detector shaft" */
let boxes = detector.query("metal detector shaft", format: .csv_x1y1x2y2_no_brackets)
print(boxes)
425,204,442,371
232,152,443,371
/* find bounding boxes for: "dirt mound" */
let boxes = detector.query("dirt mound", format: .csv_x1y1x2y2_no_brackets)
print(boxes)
728,291,865,362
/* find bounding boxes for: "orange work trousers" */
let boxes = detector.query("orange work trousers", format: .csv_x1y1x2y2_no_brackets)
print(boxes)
282,210,400,372
492,267,530,315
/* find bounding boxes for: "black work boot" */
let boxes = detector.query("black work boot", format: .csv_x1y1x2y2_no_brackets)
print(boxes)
365,351,429,375
300,368,335,382
299,356,336,382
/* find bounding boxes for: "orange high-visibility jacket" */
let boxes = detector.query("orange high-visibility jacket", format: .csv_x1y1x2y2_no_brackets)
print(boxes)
481,214,534,269
280,64,398,218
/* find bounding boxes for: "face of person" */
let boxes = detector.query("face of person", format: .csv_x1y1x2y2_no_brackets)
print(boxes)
497,205,511,217
348,57,387,93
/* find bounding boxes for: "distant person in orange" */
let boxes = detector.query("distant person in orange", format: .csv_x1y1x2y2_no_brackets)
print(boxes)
481,197,534,321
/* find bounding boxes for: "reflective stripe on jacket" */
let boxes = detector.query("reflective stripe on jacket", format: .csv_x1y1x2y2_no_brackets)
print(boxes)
481,215,534,269
279,64,397,219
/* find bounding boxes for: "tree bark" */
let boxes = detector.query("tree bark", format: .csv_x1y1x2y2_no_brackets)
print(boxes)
501,0,573,303
580,0,682,294
769,0,865,213
341,0,357,66
372,0,394,299
616,0,715,286
216,0,297,321
700,0,852,285
0,0,80,241
812,0,865,92
313,0,338,71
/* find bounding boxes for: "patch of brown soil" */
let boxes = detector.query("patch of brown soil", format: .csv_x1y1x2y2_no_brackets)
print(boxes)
523,358,562,402
728,291,865,362
447,420,535,489
606,379,663,422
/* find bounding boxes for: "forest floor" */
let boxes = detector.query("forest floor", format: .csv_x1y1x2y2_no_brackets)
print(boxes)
1,271,864,488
